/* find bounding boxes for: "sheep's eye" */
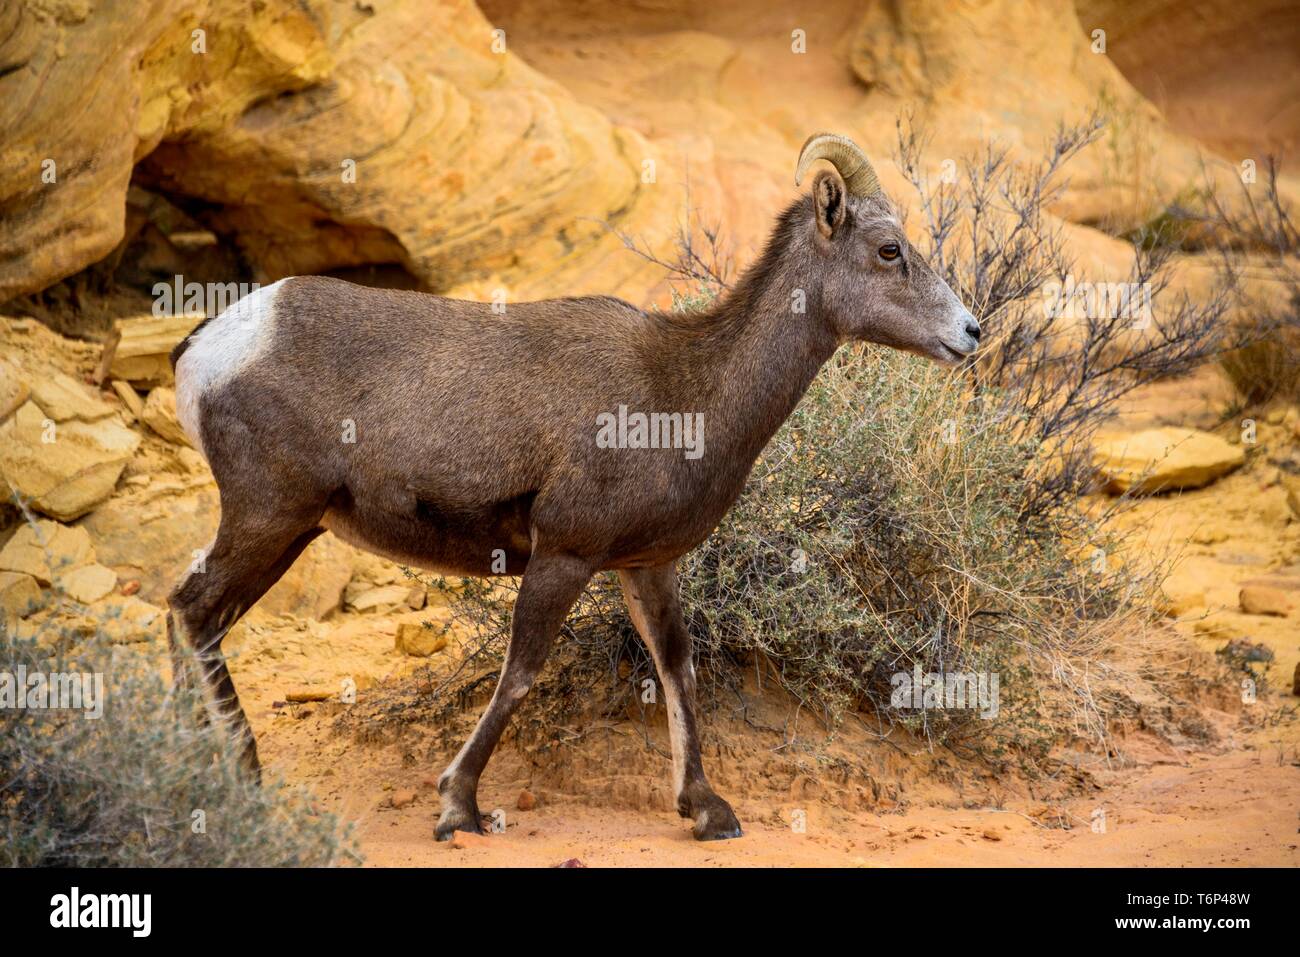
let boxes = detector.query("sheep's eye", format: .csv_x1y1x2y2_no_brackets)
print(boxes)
878,243,901,262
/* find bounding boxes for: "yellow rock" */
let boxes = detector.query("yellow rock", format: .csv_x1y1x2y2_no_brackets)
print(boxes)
0,358,32,422
285,687,333,703
93,595,166,644
0,571,45,622
1281,474,1300,519
1191,526,1230,545
259,534,355,620
1158,588,1206,618
0,0,1287,311
59,563,118,605
0,401,140,520
0,520,95,585
346,582,422,613
109,315,206,387
1093,428,1244,495
141,387,190,446
79,484,220,604
395,622,449,658
1239,585,1292,618
29,372,115,422
1193,617,1249,642
0,0,332,301
110,380,144,421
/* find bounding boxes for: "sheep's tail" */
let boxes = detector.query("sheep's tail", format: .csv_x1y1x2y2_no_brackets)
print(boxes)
169,316,215,369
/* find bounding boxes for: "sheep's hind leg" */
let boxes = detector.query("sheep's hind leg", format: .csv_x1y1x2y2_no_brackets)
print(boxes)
619,563,741,841
168,510,323,779
435,550,592,841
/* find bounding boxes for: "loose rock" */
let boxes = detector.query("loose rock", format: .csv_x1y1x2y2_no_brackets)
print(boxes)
258,534,355,620
1093,428,1244,494
394,621,449,657
0,572,45,622
347,582,416,613
93,594,167,644
285,687,333,703
1239,585,1291,617
110,380,144,420
449,830,491,850
109,314,205,386
0,520,95,584
141,387,190,446
0,400,140,519
59,563,118,604
29,372,115,422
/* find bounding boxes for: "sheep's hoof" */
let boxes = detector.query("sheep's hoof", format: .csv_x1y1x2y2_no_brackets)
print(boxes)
688,792,743,841
435,808,485,842
435,794,485,841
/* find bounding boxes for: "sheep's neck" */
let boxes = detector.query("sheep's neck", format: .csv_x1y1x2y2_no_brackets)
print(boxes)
679,276,838,468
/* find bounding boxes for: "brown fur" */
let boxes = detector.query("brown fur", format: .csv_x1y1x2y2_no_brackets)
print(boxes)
167,177,978,841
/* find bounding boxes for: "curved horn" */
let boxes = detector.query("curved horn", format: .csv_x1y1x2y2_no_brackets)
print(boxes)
794,132,881,198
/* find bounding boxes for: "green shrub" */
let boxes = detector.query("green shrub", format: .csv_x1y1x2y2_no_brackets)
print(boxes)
0,623,355,867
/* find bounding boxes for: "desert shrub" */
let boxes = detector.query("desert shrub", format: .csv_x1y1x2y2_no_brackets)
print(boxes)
1219,307,1300,404
1200,157,1300,403
390,115,1231,762
0,608,355,867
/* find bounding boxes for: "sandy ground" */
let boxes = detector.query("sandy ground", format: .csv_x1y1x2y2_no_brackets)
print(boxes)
353,742,1300,868
246,661,1297,867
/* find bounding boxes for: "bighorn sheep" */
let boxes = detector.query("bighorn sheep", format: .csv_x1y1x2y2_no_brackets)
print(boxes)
168,133,979,842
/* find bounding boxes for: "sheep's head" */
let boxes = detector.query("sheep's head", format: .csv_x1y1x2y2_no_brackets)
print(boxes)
794,133,980,364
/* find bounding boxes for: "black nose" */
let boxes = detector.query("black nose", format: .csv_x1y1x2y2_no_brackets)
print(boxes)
966,322,981,341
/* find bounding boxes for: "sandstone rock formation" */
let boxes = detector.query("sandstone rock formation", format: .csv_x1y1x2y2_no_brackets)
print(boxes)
0,0,332,301
1077,0,1300,162
259,534,355,621
78,482,222,602
394,621,450,658
1093,427,1245,494
1,0,1278,309
0,400,141,520
0,358,30,419
29,372,115,422
0,571,45,624
94,593,168,644
80,476,356,618
0,518,115,606
0,519,96,584
846,0,1181,226
140,387,190,446
109,314,204,387
59,562,119,604
1239,584,1292,618
0,0,671,304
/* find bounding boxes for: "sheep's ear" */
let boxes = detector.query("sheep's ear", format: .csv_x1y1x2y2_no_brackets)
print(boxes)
812,169,847,239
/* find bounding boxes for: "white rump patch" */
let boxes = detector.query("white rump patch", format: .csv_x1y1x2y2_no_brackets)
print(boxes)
174,278,290,459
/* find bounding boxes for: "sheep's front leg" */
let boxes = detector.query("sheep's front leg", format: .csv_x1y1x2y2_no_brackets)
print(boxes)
619,564,742,841
435,550,592,841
